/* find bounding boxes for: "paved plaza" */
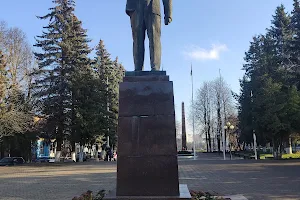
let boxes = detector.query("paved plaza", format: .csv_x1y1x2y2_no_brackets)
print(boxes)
0,153,300,200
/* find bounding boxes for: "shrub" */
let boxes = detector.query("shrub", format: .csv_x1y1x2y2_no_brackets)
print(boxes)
178,150,192,155
72,190,105,200
73,190,228,200
190,190,225,200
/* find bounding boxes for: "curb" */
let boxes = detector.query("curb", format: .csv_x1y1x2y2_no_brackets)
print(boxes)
223,195,248,200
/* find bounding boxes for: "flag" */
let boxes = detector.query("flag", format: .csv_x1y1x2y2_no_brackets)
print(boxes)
190,64,193,76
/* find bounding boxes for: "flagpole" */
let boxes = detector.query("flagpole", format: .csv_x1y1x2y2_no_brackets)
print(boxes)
191,64,196,160
219,69,226,161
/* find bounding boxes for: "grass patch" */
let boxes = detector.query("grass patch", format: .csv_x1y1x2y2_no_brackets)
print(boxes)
259,154,273,159
260,153,300,159
282,153,300,159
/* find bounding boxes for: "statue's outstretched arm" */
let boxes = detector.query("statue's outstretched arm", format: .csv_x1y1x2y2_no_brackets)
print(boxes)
162,0,172,25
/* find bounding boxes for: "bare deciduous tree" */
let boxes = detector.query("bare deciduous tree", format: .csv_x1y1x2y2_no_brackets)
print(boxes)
194,82,213,152
213,76,235,151
192,76,236,153
0,21,34,139
3,26,33,91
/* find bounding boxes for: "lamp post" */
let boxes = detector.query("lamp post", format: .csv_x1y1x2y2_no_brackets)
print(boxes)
224,122,235,160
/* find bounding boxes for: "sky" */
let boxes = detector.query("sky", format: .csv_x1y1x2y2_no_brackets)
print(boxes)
0,0,294,140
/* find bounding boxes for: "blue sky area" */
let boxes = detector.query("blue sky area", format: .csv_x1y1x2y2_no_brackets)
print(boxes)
0,0,294,139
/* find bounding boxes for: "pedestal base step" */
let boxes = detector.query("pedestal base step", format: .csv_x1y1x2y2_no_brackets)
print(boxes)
104,184,191,200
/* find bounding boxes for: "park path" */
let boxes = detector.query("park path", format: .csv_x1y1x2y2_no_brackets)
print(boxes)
0,153,300,200
179,153,300,200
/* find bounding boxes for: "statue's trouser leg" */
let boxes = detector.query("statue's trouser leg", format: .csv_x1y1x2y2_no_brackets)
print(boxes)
146,13,161,71
130,11,146,71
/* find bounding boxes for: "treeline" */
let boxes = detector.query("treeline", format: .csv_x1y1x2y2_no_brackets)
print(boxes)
237,1,300,158
0,0,124,161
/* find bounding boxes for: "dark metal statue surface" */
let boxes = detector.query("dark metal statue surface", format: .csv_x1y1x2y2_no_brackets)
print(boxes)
126,0,172,71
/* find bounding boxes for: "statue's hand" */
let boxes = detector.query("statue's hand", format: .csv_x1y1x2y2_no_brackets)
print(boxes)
164,16,172,25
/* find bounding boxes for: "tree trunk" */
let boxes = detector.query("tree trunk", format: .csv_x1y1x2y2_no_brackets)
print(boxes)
272,137,276,158
95,144,99,161
212,131,216,152
71,141,76,162
26,139,31,163
287,136,293,154
205,132,209,153
79,145,84,162
224,131,227,153
101,148,106,160
208,125,212,152
55,138,62,162
8,143,11,157
278,136,283,159
0,141,4,159
216,81,222,153
217,134,221,154
272,137,282,159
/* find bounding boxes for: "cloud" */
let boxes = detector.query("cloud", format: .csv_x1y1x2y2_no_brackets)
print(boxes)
183,44,228,61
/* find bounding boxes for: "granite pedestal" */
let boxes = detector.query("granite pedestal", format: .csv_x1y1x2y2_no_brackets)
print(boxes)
106,71,191,200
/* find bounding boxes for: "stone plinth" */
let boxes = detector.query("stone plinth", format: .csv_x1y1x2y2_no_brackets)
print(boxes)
105,184,191,200
115,72,181,197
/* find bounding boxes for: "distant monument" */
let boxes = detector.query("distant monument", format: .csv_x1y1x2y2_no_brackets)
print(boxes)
126,0,172,71
105,1,191,199
182,102,187,150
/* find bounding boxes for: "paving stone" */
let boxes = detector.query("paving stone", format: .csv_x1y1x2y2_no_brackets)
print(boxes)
1,154,300,200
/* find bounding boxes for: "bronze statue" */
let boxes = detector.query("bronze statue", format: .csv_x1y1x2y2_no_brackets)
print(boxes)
126,0,172,71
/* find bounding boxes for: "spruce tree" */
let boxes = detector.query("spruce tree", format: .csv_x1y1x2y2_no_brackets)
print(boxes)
239,4,300,158
34,0,78,160
93,40,124,148
237,76,253,145
68,15,92,157
93,40,112,147
267,5,292,82
269,5,291,59
267,5,300,156
290,0,300,87
69,17,112,160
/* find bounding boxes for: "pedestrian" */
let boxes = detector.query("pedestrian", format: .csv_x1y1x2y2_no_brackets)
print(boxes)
105,147,110,161
113,151,117,161
108,148,113,161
